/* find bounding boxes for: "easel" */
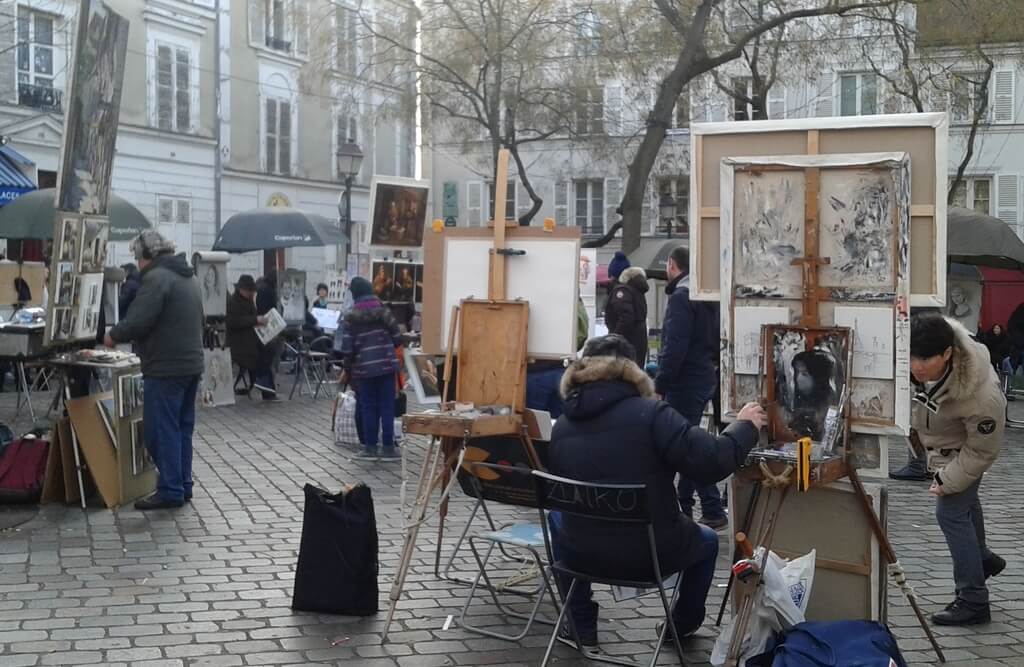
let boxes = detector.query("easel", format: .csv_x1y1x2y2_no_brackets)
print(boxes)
382,149,543,642
722,138,944,665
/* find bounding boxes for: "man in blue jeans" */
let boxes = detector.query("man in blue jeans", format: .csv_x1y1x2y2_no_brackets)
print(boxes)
656,246,727,529
106,230,205,510
547,335,765,646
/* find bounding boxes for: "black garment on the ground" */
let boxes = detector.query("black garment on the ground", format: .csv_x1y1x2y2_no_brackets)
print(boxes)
548,359,758,579
604,272,649,366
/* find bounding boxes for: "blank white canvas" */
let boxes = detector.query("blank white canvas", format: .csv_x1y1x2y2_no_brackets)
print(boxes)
442,237,579,358
733,306,790,374
834,306,894,380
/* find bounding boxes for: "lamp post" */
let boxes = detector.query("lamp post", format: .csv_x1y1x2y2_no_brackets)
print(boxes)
658,192,676,238
335,141,365,273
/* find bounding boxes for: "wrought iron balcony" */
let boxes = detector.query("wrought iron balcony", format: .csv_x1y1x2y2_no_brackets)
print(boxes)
18,83,62,112
265,35,292,52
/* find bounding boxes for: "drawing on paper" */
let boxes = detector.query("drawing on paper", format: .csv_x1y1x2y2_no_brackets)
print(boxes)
834,306,895,380
946,279,981,334
277,269,307,324
850,379,895,422
819,170,895,288
733,171,805,288
79,218,108,273
73,273,103,340
197,261,228,318
732,306,790,374
770,327,849,441
199,349,235,408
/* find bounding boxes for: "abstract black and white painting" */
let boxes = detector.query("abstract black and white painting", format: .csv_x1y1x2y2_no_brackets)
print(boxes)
733,170,805,290
819,170,896,290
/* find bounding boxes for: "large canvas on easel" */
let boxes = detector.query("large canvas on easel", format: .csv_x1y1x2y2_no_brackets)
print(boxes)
420,227,581,359
689,114,948,307
720,153,911,437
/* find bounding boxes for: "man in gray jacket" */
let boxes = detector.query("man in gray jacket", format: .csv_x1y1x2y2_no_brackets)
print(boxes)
105,230,204,510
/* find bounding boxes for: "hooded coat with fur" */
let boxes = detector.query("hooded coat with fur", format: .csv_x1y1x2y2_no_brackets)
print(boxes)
912,317,1005,494
341,295,402,380
603,267,650,365
548,355,760,577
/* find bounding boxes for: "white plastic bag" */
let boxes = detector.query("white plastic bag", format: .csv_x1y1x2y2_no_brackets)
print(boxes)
333,390,361,450
711,548,816,666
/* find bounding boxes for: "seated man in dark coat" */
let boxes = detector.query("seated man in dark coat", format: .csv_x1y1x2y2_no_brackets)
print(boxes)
226,275,276,400
547,334,766,646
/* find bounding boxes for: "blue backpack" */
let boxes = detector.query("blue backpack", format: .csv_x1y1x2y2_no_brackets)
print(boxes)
750,620,908,667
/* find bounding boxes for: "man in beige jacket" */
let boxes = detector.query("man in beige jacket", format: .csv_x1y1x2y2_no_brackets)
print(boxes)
910,313,1006,626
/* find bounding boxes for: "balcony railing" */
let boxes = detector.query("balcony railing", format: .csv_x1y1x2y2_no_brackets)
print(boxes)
19,83,62,112
265,35,292,52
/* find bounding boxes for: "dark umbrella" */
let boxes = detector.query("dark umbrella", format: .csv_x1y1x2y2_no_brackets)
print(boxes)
947,207,1024,270
628,238,687,281
0,188,151,242
213,207,346,253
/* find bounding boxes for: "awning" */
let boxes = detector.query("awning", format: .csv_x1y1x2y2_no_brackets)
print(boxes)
0,145,35,167
0,149,35,206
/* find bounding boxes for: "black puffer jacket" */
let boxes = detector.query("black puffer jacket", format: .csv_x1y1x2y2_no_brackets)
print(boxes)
225,290,262,369
108,253,204,378
548,355,759,578
604,267,649,365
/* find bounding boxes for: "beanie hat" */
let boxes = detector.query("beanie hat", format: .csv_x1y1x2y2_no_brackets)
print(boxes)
350,276,373,299
608,250,630,280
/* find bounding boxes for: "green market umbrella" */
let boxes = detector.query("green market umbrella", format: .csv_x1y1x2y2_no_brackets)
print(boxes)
0,188,151,242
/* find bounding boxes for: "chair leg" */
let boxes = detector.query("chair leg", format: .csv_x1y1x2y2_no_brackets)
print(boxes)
438,498,482,583
650,575,687,667
458,539,551,641
541,578,576,667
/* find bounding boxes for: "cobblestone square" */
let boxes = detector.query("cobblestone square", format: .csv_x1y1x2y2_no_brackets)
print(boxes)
0,391,1021,666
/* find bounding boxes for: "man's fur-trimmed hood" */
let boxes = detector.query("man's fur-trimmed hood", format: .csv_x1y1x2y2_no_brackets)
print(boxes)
942,316,994,401
560,355,655,399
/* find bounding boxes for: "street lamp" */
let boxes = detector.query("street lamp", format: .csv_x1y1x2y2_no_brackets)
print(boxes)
336,140,365,270
658,192,676,237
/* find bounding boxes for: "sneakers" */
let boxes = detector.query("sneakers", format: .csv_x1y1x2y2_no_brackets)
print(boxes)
379,447,401,460
888,464,930,482
134,494,184,510
354,449,379,460
983,553,1007,579
558,623,598,648
931,598,991,626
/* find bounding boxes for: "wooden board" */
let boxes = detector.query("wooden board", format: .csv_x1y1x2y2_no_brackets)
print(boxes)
690,114,947,307
57,418,80,505
731,478,885,622
455,300,528,409
67,392,120,508
0,262,46,306
421,226,580,357
41,428,65,504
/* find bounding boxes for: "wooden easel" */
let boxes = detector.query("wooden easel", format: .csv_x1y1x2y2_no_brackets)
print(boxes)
382,149,543,642
723,134,944,665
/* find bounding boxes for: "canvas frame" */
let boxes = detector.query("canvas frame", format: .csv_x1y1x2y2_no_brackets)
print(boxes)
720,152,911,437
404,350,442,404
689,113,948,308
368,176,430,249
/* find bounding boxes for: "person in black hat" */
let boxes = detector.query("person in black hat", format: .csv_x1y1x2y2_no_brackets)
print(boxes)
226,274,276,400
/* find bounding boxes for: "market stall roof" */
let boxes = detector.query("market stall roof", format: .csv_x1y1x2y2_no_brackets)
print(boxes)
0,188,151,242
628,237,687,281
0,150,34,190
0,145,35,167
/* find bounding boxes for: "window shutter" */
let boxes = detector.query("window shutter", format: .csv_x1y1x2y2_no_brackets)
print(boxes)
279,100,292,175
248,0,265,45
554,180,568,225
604,178,621,229
993,69,1015,124
294,0,309,56
467,181,482,227
176,199,191,225
265,99,277,173
996,173,1020,229
156,45,173,130
604,85,622,136
175,48,190,131
815,74,835,117
157,197,173,223
767,85,786,119
516,179,531,218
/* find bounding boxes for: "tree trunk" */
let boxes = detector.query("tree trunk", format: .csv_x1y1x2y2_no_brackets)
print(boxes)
508,143,541,225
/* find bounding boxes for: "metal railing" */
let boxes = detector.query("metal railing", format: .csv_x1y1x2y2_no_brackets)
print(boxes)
18,83,62,112
265,35,292,52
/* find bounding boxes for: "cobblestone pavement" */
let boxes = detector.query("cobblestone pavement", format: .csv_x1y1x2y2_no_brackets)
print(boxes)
0,388,1022,667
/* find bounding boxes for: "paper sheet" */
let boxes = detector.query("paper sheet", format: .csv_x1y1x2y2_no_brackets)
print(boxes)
255,308,286,345
834,306,894,380
310,307,339,332
733,306,790,374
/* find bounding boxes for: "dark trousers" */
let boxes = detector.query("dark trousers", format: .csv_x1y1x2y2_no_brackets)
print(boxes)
936,477,992,605
356,373,396,450
143,375,200,502
666,389,725,520
549,513,719,635
526,367,566,419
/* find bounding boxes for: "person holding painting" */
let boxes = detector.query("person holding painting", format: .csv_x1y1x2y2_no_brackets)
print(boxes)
909,312,1005,626
656,246,727,530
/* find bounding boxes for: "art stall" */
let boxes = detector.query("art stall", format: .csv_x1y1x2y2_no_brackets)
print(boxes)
686,114,949,666
381,149,581,642
25,0,149,510
365,176,431,334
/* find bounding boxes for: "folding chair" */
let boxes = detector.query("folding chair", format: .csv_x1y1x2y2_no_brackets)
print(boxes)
233,366,253,399
532,470,687,667
439,435,548,586
457,462,559,641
